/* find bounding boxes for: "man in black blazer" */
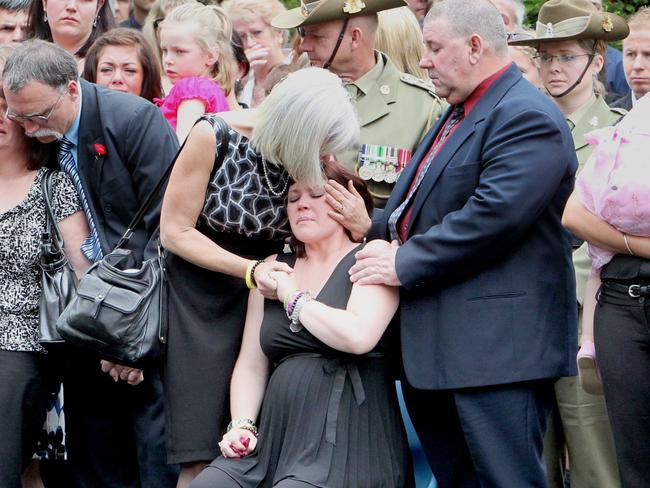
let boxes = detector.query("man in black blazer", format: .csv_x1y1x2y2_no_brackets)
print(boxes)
3,40,179,487
610,7,650,112
349,1,577,485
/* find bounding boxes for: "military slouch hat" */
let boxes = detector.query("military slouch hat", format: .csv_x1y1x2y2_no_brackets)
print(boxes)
272,0,406,29
508,0,628,46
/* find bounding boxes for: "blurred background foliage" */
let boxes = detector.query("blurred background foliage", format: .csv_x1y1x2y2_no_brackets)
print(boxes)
523,0,649,26
281,0,299,8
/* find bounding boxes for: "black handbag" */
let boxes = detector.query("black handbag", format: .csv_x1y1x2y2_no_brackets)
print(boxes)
39,170,77,346
56,121,229,367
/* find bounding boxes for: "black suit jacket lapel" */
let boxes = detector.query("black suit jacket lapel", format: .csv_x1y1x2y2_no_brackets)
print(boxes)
78,81,106,193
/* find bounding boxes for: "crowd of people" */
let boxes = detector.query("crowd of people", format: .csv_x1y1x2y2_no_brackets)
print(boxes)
1,0,649,487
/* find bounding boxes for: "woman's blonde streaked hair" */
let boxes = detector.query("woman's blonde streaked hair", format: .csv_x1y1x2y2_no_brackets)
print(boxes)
252,67,359,184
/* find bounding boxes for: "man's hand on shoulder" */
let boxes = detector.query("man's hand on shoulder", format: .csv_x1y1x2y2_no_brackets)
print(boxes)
349,239,401,286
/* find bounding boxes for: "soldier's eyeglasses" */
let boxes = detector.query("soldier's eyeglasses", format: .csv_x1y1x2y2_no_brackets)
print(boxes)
534,54,594,65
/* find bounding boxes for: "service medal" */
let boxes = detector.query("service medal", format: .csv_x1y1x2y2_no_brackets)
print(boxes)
384,147,399,183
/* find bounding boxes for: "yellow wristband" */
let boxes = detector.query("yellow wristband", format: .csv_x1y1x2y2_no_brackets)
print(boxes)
245,260,256,289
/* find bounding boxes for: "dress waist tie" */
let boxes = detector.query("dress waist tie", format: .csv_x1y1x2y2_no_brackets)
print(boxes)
277,352,386,445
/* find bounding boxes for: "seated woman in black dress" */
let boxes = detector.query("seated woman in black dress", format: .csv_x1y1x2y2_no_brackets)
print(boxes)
189,160,411,488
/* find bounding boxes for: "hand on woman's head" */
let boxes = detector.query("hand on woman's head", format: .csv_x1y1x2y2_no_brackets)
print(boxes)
325,179,372,242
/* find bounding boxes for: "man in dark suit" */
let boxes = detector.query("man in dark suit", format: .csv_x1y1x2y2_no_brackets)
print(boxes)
3,40,179,488
611,7,650,111
348,0,578,485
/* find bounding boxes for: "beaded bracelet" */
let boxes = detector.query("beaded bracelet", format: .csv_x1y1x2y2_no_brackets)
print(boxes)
250,260,264,288
282,288,300,312
289,292,312,333
285,290,305,318
227,417,258,436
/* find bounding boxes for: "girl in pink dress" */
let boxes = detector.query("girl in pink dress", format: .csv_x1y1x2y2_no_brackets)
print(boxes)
575,93,650,394
157,3,236,142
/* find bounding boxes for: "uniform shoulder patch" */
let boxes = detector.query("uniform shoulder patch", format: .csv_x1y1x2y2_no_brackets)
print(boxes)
399,73,437,96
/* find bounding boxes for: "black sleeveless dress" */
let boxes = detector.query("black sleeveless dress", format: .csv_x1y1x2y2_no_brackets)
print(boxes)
163,118,289,464
205,247,411,487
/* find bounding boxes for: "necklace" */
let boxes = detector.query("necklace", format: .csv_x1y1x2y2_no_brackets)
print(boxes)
260,155,288,196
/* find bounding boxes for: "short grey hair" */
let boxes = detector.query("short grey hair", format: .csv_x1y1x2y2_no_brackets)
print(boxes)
425,0,508,57
2,40,78,93
252,67,359,184
0,0,30,11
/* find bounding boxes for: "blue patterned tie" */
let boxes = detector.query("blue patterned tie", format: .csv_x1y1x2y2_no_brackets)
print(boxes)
58,136,103,262
388,105,465,243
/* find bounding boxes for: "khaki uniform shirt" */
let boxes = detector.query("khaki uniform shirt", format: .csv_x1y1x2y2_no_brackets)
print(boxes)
567,95,626,305
338,52,446,208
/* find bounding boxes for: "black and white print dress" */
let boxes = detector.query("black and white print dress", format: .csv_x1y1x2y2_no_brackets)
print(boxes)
0,167,80,461
0,168,80,352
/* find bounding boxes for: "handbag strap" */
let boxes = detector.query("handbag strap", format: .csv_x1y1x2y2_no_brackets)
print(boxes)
41,170,65,252
207,115,231,179
114,116,231,250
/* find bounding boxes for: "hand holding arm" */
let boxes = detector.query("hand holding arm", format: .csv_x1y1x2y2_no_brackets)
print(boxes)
160,121,252,280
273,240,399,354
253,257,294,299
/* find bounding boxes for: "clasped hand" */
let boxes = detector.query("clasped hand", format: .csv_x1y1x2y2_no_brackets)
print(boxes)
100,360,144,385
219,428,257,458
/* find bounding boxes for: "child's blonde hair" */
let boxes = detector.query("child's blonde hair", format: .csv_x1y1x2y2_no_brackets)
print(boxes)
161,2,236,95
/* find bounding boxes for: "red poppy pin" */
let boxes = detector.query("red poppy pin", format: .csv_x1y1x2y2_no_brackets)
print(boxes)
94,143,107,160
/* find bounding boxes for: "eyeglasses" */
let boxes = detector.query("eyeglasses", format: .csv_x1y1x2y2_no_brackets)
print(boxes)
237,27,268,43
5,89,67,124
534,53,594,65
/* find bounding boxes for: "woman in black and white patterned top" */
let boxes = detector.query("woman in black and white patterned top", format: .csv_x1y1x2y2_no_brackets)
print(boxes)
0,50,90,486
